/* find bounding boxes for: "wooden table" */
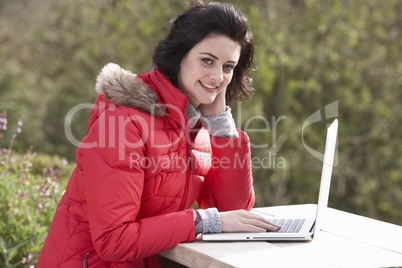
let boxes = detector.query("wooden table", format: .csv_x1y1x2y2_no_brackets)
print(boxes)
159,204,402,267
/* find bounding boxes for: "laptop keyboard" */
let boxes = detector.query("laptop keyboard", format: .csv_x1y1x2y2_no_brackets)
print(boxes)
267,219,305,233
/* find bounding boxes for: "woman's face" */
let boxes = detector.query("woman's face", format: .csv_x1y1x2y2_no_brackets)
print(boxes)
177,33,241,108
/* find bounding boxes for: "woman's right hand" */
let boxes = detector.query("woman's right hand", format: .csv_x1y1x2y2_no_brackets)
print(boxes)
219,209,280,233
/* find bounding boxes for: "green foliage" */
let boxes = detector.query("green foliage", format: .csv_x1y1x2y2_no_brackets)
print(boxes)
0,150,64,267
0,115,72,266
0,0,183,159
234,0,402,224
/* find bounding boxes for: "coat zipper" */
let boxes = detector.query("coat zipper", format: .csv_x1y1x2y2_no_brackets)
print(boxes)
179,143,192,211
179,122,194,211
82,252,92,268
189,144,193,170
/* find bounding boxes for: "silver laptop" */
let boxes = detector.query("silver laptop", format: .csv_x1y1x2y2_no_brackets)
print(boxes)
202,119,338,242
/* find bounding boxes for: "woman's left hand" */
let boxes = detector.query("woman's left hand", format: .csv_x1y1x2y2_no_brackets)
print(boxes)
219,209,281,233
198,88,226,117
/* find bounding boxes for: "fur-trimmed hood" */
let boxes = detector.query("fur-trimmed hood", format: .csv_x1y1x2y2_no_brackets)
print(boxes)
95,63,165,117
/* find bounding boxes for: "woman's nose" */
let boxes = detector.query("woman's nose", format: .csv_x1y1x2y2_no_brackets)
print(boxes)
210,66,224,83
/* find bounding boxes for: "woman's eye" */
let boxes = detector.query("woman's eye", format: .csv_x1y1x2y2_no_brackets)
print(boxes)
202,58,213,65
224,65,235,72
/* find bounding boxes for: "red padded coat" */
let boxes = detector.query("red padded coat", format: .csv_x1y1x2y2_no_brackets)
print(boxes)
37,64,255,267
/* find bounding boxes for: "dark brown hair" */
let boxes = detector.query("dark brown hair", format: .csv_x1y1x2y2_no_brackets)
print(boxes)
152,0,255,104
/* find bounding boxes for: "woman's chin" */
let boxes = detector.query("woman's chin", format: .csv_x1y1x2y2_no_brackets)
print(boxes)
199,97,217,106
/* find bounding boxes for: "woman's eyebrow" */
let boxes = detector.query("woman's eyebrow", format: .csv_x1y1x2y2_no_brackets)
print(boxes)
199,52,219,60
199,52,238,64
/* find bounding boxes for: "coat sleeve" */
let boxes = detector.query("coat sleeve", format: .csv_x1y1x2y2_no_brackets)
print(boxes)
81,108,196,262
196,128,255,211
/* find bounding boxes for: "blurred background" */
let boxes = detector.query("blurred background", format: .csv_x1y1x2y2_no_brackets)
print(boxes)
1,0,401,225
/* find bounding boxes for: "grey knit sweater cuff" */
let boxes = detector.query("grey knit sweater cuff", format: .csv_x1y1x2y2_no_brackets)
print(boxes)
195,208,222,235
200,106,239,138
185,103,239,138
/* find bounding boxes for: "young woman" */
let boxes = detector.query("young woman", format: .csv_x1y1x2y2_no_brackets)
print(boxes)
38,1,278,267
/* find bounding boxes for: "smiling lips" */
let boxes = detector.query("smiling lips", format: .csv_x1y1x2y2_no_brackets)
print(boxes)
200,81,218,90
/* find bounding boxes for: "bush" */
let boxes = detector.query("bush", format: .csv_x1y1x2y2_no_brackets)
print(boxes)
0,113,72,267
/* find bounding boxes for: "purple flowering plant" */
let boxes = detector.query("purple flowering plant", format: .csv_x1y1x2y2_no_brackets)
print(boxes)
0,112,71,267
